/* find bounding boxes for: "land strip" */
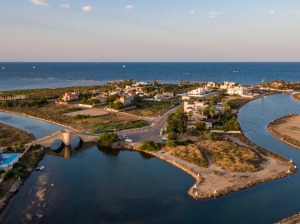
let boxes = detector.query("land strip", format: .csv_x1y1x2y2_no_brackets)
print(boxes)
268,114,300,150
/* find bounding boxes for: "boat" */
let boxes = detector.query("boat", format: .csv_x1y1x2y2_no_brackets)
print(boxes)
2,67,4,70
36,166,45,171
122,65,126,68
33,66,36,69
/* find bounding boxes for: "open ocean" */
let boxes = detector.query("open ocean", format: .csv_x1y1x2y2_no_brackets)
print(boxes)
0,62,300,91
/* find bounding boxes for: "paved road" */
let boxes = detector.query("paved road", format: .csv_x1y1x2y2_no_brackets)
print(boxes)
117,104,181,143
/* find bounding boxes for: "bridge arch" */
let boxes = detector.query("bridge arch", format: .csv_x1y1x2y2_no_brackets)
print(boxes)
31,129,98,148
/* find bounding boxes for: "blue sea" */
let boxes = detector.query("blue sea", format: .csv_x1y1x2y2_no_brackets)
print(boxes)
0,62,300,91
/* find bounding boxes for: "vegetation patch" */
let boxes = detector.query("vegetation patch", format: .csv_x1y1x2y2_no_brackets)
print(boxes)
293,93,300,101
96,132,119,148
0,122,35,150
92,119,147,133
197,140,266,172
0,145,44,201
138,141,160,151
164,144,209,168
128,97,180,117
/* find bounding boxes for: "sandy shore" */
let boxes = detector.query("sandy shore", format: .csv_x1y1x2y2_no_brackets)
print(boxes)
268,114,300,150
134,135,296,199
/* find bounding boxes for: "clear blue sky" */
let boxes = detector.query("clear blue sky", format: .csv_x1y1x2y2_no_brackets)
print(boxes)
1,0,300,62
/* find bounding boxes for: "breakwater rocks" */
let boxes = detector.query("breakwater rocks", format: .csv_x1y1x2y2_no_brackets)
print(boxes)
0,180,22,215
132,148,297,200
105,141,297,200
188,164,297,200
268,114,300,150
276,212,300,224
111,141,135,150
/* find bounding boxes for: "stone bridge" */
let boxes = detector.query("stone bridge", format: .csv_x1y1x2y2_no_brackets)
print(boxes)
31,129,98,148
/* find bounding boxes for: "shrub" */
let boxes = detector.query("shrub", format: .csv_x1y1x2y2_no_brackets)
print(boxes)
167,131,177,140
195,121,206,131
96,132,119,148
166,140,178,147
139,141,160,151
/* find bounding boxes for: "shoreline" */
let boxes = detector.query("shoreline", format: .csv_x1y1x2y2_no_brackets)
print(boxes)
0,145,45,216
0,109,79,132
124,137,296,200
0,94,297,210
268,114,300,150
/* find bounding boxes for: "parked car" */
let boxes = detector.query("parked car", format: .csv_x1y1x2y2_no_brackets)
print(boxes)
122,135,128,139
125,138,133,142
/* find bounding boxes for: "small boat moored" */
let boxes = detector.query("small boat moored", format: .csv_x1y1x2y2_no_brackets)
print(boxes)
36,165,45,171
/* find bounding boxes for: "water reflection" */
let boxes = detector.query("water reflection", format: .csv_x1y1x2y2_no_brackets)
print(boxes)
47,143,93,159
98,147,120,156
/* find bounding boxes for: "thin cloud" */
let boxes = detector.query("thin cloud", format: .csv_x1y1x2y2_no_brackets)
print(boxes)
126,4,133,10
29,0,49,7
189,10,195,15
208,11,222,19
269,10,275,14
60,4,70,9
82,5,93,12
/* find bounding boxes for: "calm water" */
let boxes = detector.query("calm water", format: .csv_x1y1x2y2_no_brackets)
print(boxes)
1,94,300,223
1,62,300,90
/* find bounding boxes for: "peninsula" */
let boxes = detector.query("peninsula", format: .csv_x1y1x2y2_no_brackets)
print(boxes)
0,79,298,214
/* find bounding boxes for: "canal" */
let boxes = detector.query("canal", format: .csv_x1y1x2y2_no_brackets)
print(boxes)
1,94,300,223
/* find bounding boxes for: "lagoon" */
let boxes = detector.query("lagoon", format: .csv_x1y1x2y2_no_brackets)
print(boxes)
1,94,300,223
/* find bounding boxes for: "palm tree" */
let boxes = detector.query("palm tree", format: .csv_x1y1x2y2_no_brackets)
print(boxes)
209,105,215,120
188,111,193,120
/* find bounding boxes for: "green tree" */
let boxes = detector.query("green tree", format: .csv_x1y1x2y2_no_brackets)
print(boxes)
166,107,188,133
209,105,215,120
223,116,241,131
96,132,119,148
188,111,193,120
139,141,160,151
107,94,119,102
195,121,206,131
167,131,177,140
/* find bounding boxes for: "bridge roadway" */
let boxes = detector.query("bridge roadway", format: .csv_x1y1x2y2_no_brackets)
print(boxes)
31,129,98,148
31,105,181,147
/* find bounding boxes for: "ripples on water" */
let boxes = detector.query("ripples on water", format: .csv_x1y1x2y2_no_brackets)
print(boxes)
1,62,300,90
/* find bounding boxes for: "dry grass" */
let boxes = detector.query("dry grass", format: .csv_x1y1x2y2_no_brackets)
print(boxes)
197,140,265,172
0,123,35,149
2,103,147,133
293,93,300,101
164,144,208,168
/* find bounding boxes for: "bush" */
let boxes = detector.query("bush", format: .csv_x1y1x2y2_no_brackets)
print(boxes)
166,140,178,147
202,131,218,140
96,132,119,148
168,131,177,140
3,169,15,180
139,141,160,151
195,121,206,131
73,114,91,120
186,127,199,136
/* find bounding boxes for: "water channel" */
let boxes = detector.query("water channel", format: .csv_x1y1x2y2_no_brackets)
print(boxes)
1,94,300,223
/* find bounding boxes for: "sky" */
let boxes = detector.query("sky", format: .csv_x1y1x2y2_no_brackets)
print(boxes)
1,0,300,62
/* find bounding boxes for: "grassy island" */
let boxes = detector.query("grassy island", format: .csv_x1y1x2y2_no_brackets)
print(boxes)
268,114,300,150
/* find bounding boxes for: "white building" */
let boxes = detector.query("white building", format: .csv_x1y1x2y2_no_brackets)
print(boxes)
188,87,211,96
220,81,236,90
184,101,207,113
206,82,217,88
227,86,245,96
